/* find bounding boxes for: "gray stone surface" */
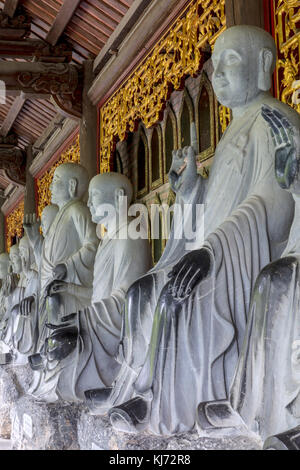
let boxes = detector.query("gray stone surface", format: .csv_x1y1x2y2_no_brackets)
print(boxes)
0,364,32,438
10,396,82,450
78,409,263,450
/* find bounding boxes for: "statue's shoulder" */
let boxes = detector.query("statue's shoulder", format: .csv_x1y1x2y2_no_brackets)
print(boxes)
68,200,90,217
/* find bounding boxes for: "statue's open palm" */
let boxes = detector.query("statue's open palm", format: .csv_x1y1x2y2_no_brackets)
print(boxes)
23,213,41,242
262,105,300,193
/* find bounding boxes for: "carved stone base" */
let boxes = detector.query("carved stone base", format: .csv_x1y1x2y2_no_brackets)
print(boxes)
77,410,263,450
10,397,82,450
0,364,32,438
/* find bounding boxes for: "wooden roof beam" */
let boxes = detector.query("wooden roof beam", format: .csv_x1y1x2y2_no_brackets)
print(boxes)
0,94,25,137
46,0,82,46
3,0,19,18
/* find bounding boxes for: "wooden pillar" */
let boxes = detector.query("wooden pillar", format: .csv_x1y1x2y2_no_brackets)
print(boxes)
79,60,98,180
24,145,36,215
0,200,5,253
225,0,265,28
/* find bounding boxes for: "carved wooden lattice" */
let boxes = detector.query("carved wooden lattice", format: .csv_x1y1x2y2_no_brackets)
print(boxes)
273,0,300,113
99,0,226,173
36,135,80,217
6,199,24,251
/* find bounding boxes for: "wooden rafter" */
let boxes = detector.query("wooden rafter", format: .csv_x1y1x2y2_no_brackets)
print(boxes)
3,0,19,18
46,0,82,46
0,94,25,137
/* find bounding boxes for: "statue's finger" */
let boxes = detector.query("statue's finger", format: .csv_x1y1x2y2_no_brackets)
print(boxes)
173,264,188,297
266,109,290,143
185,268,202,295
177,266,193,298
262,111,283,144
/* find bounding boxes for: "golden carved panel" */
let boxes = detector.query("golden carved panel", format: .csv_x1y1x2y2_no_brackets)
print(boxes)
273,0,300,113
6,199,24,252
100,0,226,173
36,135,80,217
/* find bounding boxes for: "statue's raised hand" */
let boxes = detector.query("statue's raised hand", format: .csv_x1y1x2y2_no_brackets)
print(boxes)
23,213,41,242
48,280,69,297
168,146,198,198
167,248,211,300
262,105,300,192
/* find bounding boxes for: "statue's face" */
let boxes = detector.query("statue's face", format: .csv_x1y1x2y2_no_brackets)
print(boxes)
212,35,260,109
9,249,22,274
87,187,108,224
50,168,70,205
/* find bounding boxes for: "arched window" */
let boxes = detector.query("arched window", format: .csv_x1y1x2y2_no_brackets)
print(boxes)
198,86,211,153
137,130,148,197
164,113,175,175
180,99,191,148
150,127,162,187
113,149,123,174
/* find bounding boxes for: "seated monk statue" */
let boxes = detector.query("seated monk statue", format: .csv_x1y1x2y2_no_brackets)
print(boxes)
24,204,59,269
22,204,59,352
27,162,98,402
11,235,39,356
41,173,153,402
197,108,300,450
85,25,299,436
0,244,26,359
0,253,17,364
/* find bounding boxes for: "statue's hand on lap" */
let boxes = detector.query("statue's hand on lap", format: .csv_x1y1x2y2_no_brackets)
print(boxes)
168,146,199,198
20,296,35,317
167,248,211,300
23,213,41,242
262,105,300,192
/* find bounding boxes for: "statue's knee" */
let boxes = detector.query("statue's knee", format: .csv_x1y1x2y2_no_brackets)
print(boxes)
256,256,298,294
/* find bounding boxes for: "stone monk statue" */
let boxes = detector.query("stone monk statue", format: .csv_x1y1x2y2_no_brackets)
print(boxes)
0,253,17,364
87,25,299,436
28,162,98,402
45,173,152,402
197,108,300,450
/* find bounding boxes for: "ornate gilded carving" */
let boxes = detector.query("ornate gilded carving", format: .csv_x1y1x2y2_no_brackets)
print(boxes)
273,0,300,113
6,199,24,252
0,147,26,185
219,105,231,133
36,135,80,217
100,0,226,173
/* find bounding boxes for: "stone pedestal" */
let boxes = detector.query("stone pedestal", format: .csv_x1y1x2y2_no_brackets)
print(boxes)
10,397,82,450
0,364,33,438
78,409,263,451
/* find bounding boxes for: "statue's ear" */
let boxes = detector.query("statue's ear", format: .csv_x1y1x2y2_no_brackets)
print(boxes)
258,48,274,91
68,178,78,198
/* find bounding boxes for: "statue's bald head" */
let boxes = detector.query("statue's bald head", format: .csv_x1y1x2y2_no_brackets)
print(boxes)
50,163,89,206
212,26,276,109
88,172,133,224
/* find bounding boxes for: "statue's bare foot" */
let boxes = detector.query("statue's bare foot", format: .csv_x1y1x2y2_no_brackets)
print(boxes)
84,387,114,415
263,426,300,450
197,400,246,432
109,397,149,434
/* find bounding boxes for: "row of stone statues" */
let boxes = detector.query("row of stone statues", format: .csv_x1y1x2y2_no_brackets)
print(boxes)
0,25,299,450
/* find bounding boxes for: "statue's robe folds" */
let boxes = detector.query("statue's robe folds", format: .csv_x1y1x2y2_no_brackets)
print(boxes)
29,199,98,401
12,267,39,356
229,203,300,441
53,222,153,402
108,96,298,435
0,274,26,348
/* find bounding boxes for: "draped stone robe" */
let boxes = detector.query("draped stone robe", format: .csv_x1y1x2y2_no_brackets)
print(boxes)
229,192,300,441
53,220,153,402
12,266,39,356
108,95,298,435
29,198,98,401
